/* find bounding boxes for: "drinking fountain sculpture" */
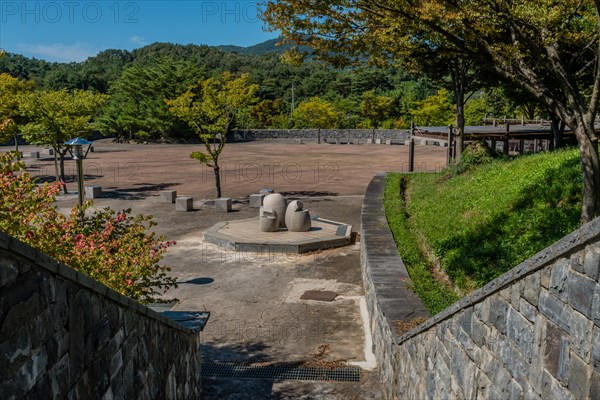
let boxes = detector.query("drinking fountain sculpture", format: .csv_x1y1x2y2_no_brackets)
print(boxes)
262,193,287,228
285,200,311,232
260,194,311,232
204,192,351,252
259,207,278,232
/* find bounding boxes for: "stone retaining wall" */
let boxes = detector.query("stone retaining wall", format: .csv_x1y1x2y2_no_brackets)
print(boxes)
361,173,600,399
360,173,429,400
231,129,410,142
0,232,202,399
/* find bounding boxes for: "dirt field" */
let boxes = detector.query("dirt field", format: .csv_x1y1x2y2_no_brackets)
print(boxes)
14,140,447,199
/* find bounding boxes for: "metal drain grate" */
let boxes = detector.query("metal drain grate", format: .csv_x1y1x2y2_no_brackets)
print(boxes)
201,362,360,382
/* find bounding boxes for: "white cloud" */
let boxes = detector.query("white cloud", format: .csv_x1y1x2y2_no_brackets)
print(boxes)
129,35,148,46
16,42,98,62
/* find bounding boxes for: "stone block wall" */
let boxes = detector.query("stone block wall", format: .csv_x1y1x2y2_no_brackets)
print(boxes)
231,128,410,142
0,232,202,399
361,174,600,399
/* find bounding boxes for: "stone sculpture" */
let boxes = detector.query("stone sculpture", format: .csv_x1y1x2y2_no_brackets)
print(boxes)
263,193,287,228
286,204,311,232
285,200,302,228
259,207,278,232
288,210,311,232
258,194,311,232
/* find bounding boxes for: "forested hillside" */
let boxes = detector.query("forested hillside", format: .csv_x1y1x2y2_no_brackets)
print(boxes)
0,40,529,143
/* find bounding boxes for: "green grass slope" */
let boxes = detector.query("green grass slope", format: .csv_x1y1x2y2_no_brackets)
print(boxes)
385,148,582,313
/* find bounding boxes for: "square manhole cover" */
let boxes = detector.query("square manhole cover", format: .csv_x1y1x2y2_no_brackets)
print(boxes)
300,290,338,302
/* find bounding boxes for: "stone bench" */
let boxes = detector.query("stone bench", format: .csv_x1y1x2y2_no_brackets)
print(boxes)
176,197,193,212
249,193,265,208
385,139,406,145
160,190,177,204
337,138,355,144
215,197,232,213
85,186,102,199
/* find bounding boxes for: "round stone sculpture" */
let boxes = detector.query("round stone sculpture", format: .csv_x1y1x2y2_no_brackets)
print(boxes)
263,193,287,228
288,209,311,232
259,207,278,232
285,200,304,229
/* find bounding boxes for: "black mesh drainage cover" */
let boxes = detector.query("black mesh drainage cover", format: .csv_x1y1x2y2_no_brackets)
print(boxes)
301,290,338,301
201,362,360,382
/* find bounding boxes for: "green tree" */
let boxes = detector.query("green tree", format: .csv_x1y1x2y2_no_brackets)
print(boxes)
0,73,35,152
464,95,489,126
292,97,338,129
81,49,133,93
262,1,481,160
167,72,258,198
360,90,394,128
19,89,108,192
332,97,360,128
0,152,176,303
97,58,201,142
410,89,454,127
250,99,286,128
262,0,600,223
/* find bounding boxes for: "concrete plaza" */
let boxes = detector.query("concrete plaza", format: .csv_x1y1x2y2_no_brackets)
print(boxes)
8,140,446,398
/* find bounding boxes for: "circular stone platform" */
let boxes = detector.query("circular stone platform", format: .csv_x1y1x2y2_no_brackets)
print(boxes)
203,217,353,254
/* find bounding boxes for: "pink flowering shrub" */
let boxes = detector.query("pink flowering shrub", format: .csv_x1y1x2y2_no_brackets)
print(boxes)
0,152,177,303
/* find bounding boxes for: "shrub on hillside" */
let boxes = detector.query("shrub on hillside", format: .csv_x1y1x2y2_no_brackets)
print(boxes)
0,151,177,303
445,141,500,176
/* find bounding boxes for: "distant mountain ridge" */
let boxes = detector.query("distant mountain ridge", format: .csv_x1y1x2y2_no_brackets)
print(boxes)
215,38,293,55
0,36,325,93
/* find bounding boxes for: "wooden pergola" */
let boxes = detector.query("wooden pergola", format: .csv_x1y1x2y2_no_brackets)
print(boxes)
411,123,581,161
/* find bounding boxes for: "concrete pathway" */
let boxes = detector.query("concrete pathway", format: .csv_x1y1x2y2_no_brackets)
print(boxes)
12,141,391,398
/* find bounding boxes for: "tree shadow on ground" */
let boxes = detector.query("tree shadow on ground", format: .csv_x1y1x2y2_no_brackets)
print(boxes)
30,173,105,184
89,149,129,153
178,277,214,285
101,183,180,200
201,341,301,399
280,191,338,197
200,340,371,399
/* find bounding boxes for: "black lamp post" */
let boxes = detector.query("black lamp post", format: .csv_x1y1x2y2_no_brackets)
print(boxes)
64,137,92,211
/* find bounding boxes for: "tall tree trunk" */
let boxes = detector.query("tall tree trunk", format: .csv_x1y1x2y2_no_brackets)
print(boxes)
59,149,68,194
455,101,465,161
53,148,60,185
214,164,222,199
574,122,600,223
450,61,469,161
550,113,564,149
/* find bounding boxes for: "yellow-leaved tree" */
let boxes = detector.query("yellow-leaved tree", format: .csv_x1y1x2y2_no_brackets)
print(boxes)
167,72,258,198
19,89,108,193
0,73,35,153
262,0,600,223
292,97,338,129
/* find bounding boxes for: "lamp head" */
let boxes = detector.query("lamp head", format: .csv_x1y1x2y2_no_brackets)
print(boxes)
64,137,92,160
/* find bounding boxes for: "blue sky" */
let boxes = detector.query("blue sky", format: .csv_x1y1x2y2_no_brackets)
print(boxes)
0,1,279,62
